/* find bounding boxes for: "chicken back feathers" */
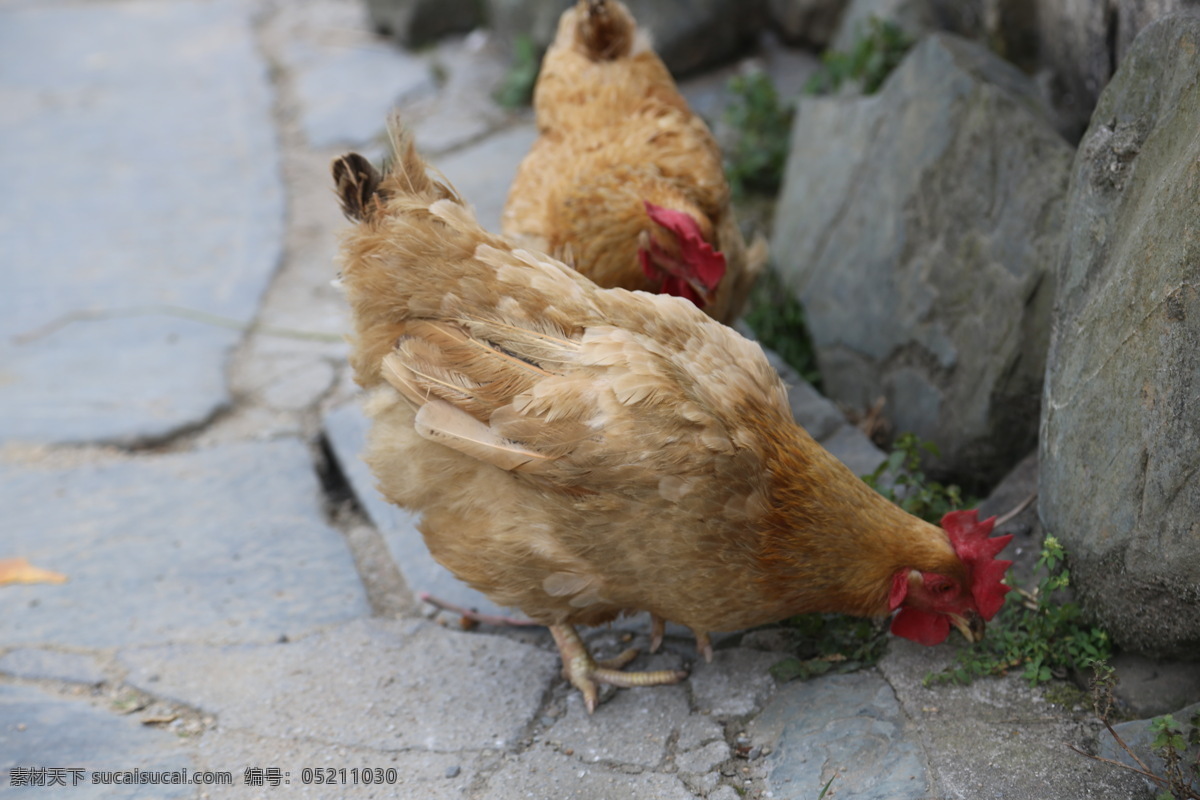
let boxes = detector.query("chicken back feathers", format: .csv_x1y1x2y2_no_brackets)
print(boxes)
333,134,1010,646
501,0,764,324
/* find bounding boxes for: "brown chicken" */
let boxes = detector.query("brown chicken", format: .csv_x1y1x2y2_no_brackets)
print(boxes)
332,136,1012,712
501,0,764,324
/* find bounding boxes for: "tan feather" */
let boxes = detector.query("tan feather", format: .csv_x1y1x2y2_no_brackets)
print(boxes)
380,352,428,407
543,572,595,597
413,399,554,472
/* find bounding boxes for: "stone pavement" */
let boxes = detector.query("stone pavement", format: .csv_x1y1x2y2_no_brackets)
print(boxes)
0,0,1157,798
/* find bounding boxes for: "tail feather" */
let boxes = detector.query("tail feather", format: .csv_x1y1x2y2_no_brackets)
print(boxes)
332,153,382,223
576,0,636,61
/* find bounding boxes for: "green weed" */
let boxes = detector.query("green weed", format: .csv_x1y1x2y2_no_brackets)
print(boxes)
861,435,1111,688
724,72,795,197
769,613,890,683
1072,671,1200,799
925,536,1112,688
862,433,970,524
743,268,821,387
1150,714,1200,800
495,35,540,109
805,16,914,96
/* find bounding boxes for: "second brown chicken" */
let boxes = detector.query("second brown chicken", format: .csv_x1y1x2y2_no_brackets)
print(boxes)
501,0,765,324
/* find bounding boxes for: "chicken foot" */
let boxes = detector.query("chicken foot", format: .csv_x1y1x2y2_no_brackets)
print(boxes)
550,623,687,713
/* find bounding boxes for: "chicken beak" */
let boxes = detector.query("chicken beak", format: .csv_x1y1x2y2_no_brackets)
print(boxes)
949,611,985,643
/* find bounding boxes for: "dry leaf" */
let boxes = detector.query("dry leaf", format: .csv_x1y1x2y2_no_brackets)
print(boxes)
0,558,68,586
141,714,179,726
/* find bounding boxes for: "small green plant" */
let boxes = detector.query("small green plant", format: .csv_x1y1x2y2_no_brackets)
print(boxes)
743,268,821,387
1150,714,1200,800
495,35,540,109
724,72,795,197
1072,671,1200,799
769,613,890,682
924,536,1112,688
805,16,914,96
862,433,969,524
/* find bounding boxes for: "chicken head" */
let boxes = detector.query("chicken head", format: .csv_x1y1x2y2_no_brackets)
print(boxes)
889,510,1013,646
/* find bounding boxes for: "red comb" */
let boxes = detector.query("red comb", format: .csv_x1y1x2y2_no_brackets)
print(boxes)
643,202,726,293
942,509,1013,619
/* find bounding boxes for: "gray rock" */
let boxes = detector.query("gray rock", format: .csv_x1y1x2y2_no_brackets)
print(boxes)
234,353,337,412
830,0,999,52
1035,0,1200,140
678,36,820,125
1109,653,1200,718
683,770,721,795
365,0,485,47
401,33,517,157
1097,701,1200,794
830,0,931,49
676,738,732,774
121,618,559,753
0,440,369,649
689,648,781,717
476,746,697,799
749,671,928,800
878,640,1151,799
830,0,938,51
0,649,106,686
433,122,541,233
1,316,241,447
624,0,767,77
1039,14,1200,660
486,0,572,53
707,787,743,800
323,399,517,619
772,33,1071,486
550,669,691,766
830,0,1042,98
286,38,435,148
0,1,283,447
188,727,492,800
676,714,726,751
976,451,1040,587
818,425,886,479
0,684,194,799
488,0,765,77
767,0,850,49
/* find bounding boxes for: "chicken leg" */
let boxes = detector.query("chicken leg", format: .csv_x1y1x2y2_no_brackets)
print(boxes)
550,624,687,713
647,614,713,663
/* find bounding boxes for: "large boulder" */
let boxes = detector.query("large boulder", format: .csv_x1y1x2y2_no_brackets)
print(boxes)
1035,0,1200,140
772,33,1072,487
829,0,1040,72
364,0,485,47
766,0,850,49
828,0,990,51
1039,14,1200,659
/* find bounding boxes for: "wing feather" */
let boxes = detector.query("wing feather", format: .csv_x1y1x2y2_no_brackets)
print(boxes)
412,398,553,472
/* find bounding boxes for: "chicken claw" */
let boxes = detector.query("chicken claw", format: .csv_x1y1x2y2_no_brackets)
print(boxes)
648,614,666,653
550,624,687,713
646,616,713,663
